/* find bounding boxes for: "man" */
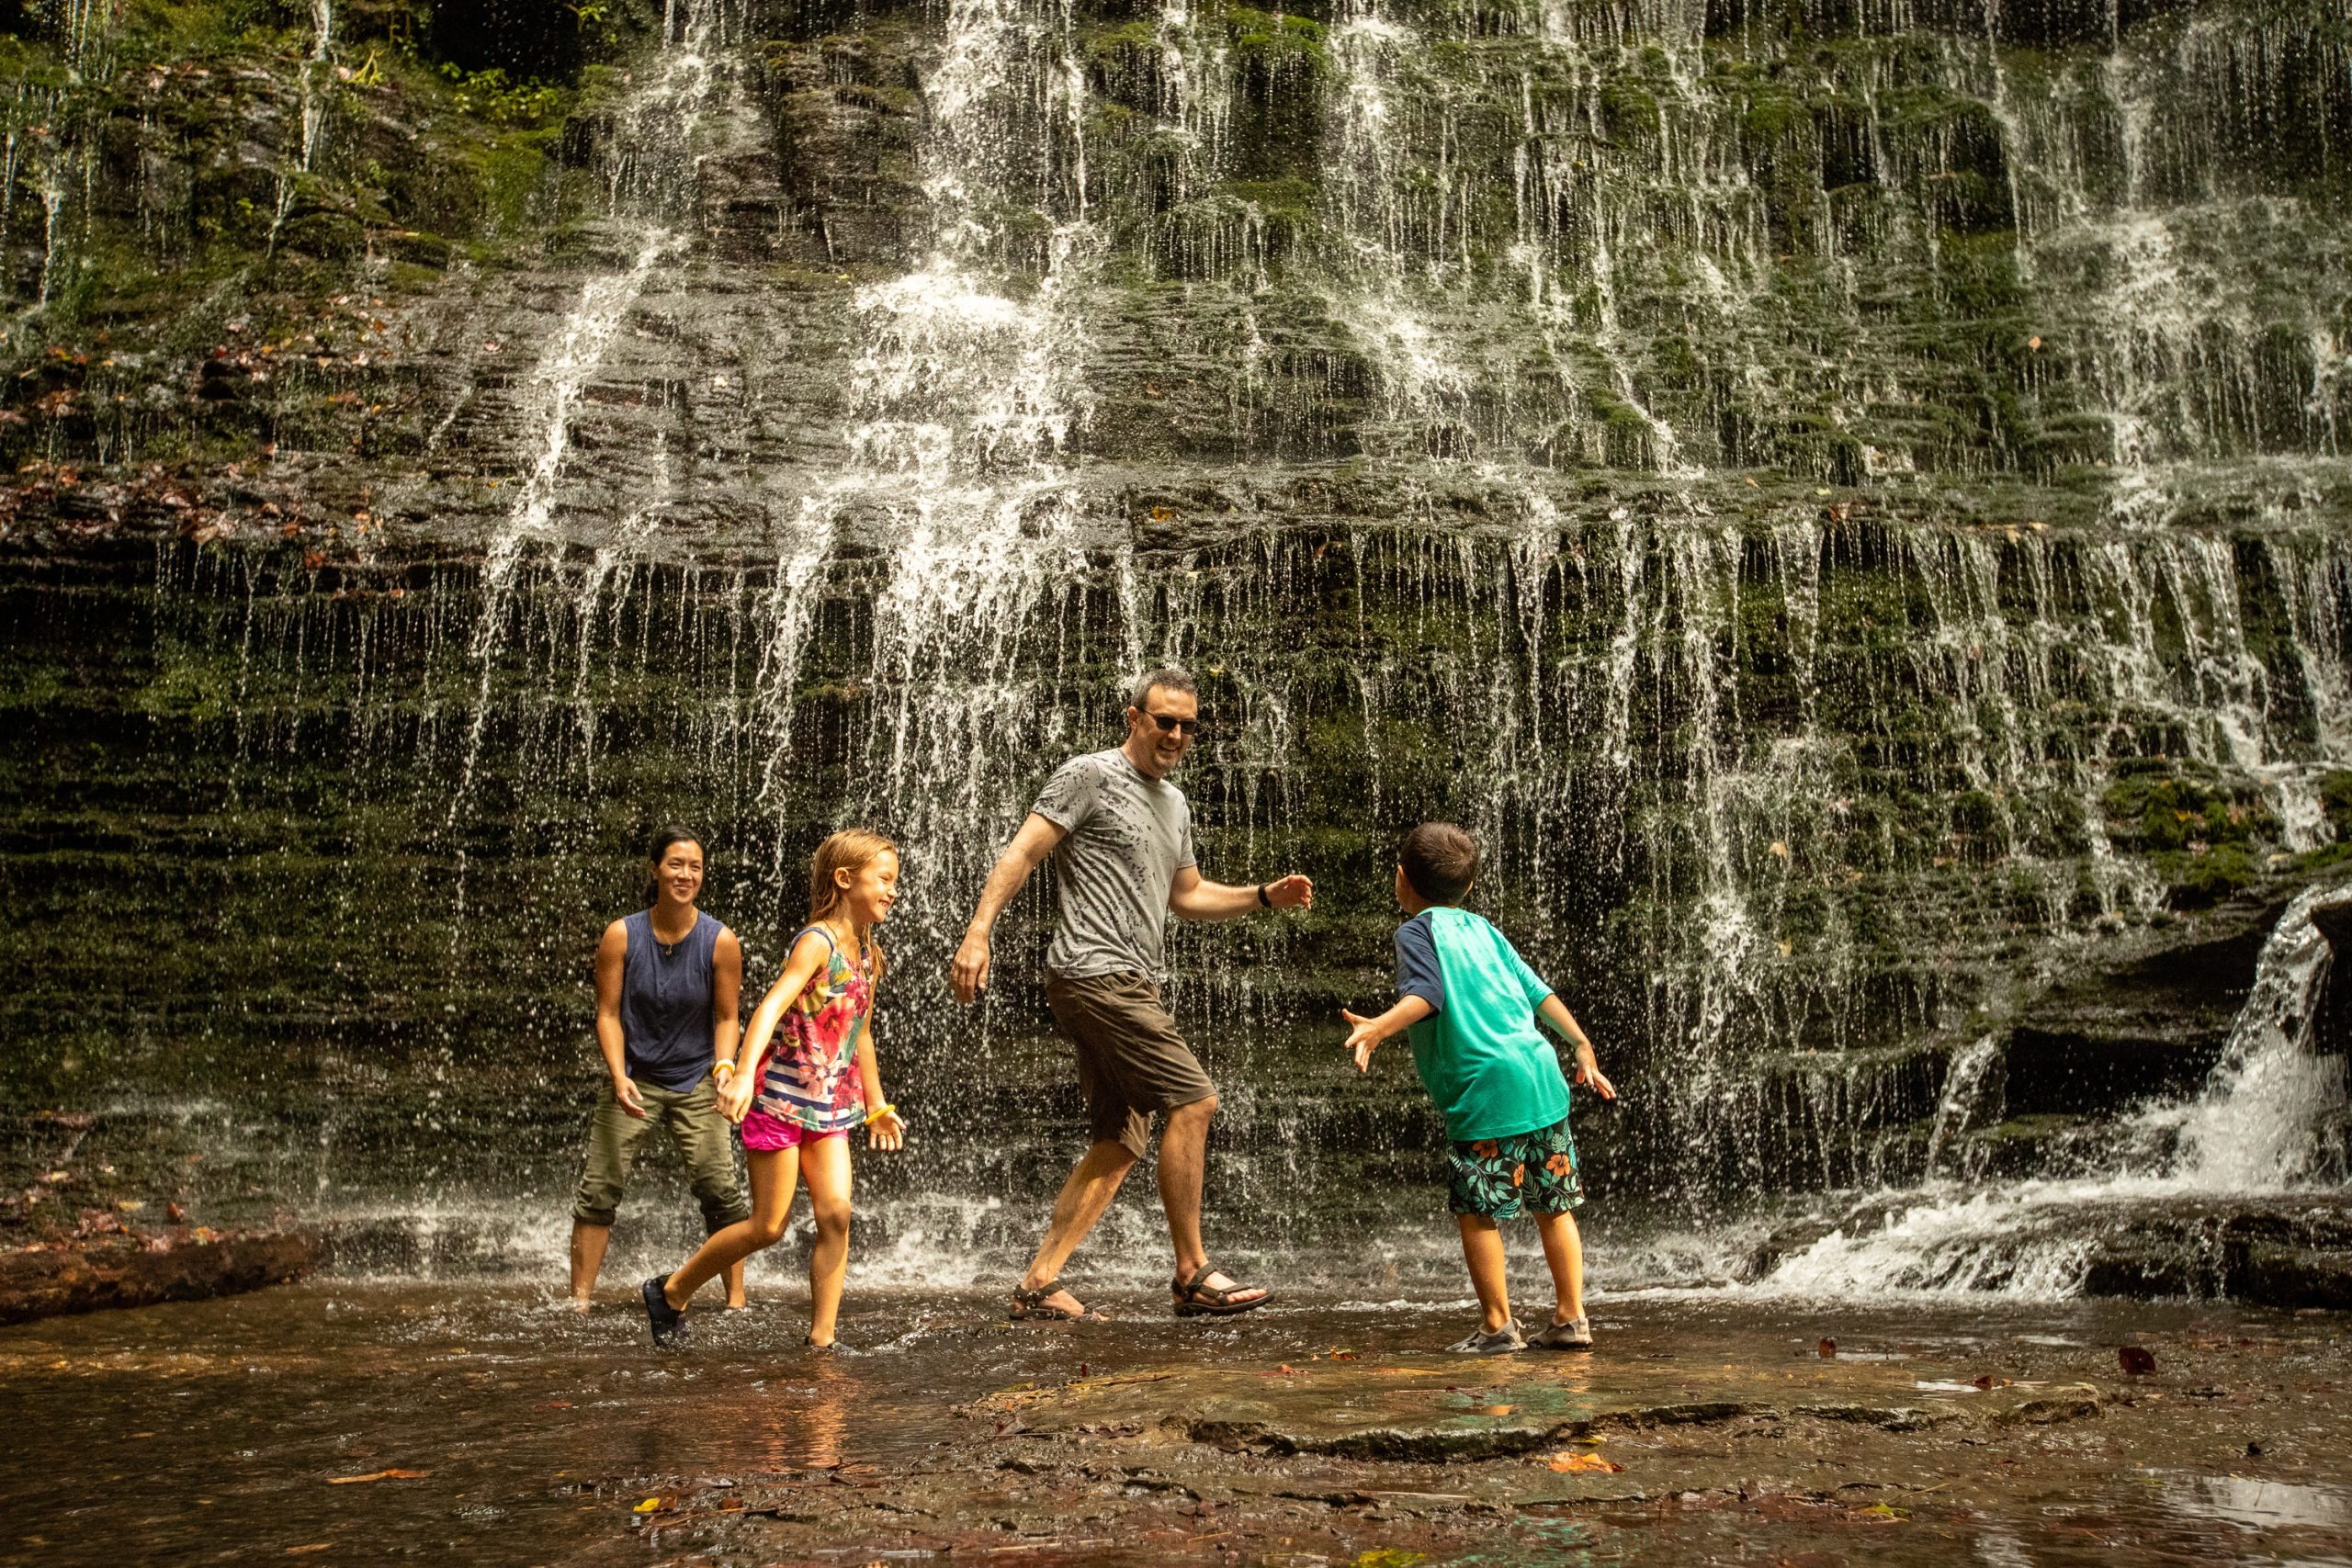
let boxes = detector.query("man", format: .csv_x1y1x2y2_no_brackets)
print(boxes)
950,668,1313,1320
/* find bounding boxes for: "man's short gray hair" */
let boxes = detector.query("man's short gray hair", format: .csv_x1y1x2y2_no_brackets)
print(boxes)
1131,667,1198,709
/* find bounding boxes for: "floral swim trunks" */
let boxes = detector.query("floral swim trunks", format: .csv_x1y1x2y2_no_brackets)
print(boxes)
1446,1116,1583,1219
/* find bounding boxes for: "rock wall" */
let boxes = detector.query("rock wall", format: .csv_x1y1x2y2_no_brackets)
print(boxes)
2,0,2348,1256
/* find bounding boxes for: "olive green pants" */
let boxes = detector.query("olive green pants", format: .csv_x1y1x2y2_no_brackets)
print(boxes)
571,1075,751,1231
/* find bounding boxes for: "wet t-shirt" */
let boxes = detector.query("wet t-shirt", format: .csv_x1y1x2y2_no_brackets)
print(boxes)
1031,748,1196,979
1396,907,1570,1141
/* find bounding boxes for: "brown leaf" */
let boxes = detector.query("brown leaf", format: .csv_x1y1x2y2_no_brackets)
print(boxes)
2119,1346,2157,1376
328,1468,428,1484
1548,1450,1624,1473
1817,1337,1837,1359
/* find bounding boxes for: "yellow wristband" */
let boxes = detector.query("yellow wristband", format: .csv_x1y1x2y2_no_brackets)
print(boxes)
864,1101,898,1125
712,1060,736,1077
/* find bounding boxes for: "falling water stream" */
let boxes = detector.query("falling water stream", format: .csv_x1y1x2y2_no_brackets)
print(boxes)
5,0,2351,1304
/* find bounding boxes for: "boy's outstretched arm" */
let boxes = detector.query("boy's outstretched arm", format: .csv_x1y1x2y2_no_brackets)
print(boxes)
1341,997,1433,1072
1536,994,1617,1099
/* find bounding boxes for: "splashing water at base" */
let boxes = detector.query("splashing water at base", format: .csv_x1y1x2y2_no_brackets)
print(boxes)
1742,884,2350,1301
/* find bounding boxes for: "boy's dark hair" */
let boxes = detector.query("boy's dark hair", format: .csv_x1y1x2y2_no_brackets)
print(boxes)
1131,667,1198,710
1399,822,1479,905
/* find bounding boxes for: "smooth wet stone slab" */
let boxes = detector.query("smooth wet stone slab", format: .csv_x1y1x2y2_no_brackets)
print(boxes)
979,1349,1972,1461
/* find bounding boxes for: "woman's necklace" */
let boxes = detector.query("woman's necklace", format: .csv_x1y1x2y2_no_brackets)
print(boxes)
652,908,696,955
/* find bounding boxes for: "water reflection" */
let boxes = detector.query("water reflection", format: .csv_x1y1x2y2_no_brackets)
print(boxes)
2158,1473,2352,1531
733,1359,861,1472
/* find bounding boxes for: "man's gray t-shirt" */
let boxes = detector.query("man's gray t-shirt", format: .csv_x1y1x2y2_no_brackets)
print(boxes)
1031,748,1196,979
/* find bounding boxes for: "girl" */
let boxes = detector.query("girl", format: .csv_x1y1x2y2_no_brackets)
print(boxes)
641,829,910,1348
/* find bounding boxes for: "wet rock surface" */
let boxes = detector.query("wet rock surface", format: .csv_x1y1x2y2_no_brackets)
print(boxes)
0,1228,319,1326
3,1285,2346,1564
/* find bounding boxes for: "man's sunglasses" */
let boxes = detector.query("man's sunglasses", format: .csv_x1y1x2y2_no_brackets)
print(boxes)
1135,708,1205,737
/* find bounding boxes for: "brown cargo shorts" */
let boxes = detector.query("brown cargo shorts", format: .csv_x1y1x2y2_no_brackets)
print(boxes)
1045,970,1217,1158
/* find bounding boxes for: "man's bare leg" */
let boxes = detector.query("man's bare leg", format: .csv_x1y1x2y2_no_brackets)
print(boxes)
1016,1139,1138,1315
568,1220,611,1308
1159,1095,1265,1305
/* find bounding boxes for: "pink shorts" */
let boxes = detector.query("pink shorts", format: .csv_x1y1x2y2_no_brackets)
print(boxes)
741,1108,851,1152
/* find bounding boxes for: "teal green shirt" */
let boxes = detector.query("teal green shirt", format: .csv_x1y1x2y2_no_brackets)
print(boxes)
1396,907,1571,1141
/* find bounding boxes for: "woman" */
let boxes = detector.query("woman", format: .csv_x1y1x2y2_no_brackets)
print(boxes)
567,826,752,1309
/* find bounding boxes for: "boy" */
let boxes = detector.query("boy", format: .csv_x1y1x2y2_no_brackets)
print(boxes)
1342,822,1616,1353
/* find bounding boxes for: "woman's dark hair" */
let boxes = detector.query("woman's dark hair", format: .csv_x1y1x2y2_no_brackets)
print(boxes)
1399,822,1479,905
642,825,705,906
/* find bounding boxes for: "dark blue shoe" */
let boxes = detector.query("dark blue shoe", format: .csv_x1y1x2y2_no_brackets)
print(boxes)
641,1275,689,1347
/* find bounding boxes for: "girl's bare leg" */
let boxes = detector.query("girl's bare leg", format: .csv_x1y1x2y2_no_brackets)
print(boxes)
800,1134,854,1347
1455,1213,1513,1333
725,1258,747,1309
663,1147,799,1313
1532,1210,1587,1324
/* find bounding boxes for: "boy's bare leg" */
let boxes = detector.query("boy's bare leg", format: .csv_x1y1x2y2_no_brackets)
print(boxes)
724,1258,747,1308
568,1220,610,1308
1532,1210,1587,1324
1159,1095,1266,1303
800,1134,854,1346
1018,1140,1139,1314
664,1148,799,1311
1455,1214,1514,1333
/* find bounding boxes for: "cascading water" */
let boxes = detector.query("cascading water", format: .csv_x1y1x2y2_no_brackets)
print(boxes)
1747,883,2350,1300
7,0,2352,1301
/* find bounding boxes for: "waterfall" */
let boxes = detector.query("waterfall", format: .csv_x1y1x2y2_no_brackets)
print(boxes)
11,0,2352,1288
2162,886,2348,1190
1747,886,2348,1300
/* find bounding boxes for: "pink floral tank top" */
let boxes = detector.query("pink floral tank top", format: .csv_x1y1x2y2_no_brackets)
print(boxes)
754,925,875,1133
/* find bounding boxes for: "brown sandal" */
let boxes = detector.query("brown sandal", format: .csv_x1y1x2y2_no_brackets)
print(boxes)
1009,1280,1098,1322
1171,1265,1272,1317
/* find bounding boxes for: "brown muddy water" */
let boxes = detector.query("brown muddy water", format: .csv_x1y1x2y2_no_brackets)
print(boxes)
3,1285,2346,1567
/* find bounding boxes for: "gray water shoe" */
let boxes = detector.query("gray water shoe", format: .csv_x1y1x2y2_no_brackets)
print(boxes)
1447,1319,1526,1355
1527,1315,1593,1349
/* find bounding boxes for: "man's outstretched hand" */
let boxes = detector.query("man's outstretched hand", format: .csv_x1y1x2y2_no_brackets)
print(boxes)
949,930,991,1004
1264,874,1314,910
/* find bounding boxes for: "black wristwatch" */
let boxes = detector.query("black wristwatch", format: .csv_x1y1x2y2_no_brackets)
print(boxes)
1256,882,1272,908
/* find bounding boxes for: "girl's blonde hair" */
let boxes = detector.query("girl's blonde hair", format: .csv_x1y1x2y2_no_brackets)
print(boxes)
808,829,899,963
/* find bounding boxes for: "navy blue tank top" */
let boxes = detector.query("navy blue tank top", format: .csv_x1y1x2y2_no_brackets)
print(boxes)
620,909,723,1091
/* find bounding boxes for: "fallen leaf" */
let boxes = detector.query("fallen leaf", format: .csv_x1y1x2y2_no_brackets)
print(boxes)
1329,1348,1359,1360
1548,1450,1624,1473
632,1496,662,1513
2027,335,2042,350
328,1469,427,1484
1971,1374,2013,1390
2119,1346,2157,1376
1817,1337,1838,1359
285,1546,333,1555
